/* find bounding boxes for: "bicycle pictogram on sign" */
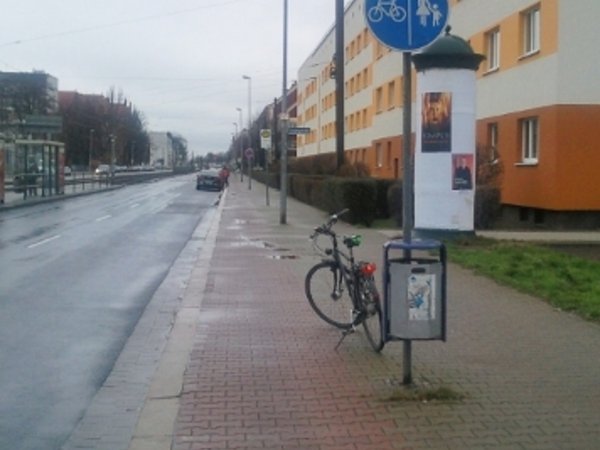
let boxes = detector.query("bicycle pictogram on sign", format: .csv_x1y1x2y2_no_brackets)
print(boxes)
367,0,407,23
365,0,449,51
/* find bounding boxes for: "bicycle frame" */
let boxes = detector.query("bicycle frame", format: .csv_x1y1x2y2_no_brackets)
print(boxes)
311,213,375,321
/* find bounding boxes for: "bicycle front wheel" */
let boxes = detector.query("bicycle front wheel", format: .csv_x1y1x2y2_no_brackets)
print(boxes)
359,277,384,352
305,261,354,329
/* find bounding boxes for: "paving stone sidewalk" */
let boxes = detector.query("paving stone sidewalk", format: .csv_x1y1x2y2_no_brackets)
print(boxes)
171,178,600,450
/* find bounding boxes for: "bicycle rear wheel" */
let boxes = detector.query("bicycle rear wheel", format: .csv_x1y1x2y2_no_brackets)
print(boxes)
305,261,354,329
359,277,384,352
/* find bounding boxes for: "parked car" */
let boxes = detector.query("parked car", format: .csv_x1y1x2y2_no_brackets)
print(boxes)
64,166,72,176
196,169,223,191
95,164,110,175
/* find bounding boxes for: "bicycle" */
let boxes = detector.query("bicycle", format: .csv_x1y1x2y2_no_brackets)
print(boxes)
367,0,407,23
305,209,384,352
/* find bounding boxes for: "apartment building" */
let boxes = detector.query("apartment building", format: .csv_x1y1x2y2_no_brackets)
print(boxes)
296,0,600,227
0,71,61,139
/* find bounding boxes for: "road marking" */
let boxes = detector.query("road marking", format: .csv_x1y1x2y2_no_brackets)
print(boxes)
130,203,140,209
96,215,112,222
28,234,61,249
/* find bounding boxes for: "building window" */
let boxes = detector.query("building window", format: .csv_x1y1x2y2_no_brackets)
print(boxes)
375,87,383,113
376,143,383,167
520,118,539,163
522,6,540,55
485,28,500,71
388,81,396,109
386,141,392,168
488,122,499,162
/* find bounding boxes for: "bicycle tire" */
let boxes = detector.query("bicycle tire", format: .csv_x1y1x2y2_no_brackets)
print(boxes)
368,7,384,23
305,261,354,329
359,277,384,352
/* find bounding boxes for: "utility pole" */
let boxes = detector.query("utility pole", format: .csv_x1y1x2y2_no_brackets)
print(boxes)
335,0,345,170
280,0,289,224
110,134,115,185
88,129,94,173
243,75,252,190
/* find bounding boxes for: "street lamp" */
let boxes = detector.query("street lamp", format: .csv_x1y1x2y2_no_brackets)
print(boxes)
88,129,94,173
233,122,238,171
242,75,252,190
280,0,289,224
236,107,244,181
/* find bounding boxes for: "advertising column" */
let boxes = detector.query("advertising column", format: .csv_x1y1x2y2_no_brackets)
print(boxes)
412,30,484,237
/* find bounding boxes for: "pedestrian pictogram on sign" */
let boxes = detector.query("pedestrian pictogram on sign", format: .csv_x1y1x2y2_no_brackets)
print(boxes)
365,0,449,51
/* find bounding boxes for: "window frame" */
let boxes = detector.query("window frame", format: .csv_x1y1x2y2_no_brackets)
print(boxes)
387,80,396,110
520,117,539,164
375,87,383,113
522,5,540,56
485,28,500,72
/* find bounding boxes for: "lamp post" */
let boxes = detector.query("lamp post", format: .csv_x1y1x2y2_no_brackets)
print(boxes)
233,122,238,171
88,129,94,174
236,107,244,182
335,0,345,170
280,0,289,224
242,75,252,190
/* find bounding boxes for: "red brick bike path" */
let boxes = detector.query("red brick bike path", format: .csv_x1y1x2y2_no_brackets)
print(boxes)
172,179,600,450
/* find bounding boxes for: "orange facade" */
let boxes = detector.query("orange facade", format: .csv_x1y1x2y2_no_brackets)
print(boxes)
478,105,600,211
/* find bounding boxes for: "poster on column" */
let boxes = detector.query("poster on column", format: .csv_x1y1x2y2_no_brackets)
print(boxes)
421,92,452,153
452,154,474,191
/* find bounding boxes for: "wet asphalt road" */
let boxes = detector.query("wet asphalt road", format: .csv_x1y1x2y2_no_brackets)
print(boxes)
0,175,219,450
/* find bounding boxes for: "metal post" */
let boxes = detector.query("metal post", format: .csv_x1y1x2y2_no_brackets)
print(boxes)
402,51,414,386
237,107,243,181
280,0,288,225
88,129,94,174
335,0,345,170
110,134,116,186
243,75,252,190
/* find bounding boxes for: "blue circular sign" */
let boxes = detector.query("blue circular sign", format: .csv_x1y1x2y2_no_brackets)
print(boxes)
365,0,449,51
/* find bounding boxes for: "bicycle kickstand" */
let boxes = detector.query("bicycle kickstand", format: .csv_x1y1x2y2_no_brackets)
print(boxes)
334,327,355,351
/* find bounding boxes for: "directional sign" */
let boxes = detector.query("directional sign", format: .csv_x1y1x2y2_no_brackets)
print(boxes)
365,0,449,51
260,129,272,149
287,127,311,135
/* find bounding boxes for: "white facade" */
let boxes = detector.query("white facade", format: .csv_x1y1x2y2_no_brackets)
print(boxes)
148,132,173,169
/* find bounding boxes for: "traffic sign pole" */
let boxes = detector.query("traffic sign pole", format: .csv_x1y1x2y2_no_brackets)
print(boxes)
365,0,449,386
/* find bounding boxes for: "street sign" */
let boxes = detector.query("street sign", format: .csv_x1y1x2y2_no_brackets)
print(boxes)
365,0,449,51
245,147,254,160
260,129,272,149
287,127,311,135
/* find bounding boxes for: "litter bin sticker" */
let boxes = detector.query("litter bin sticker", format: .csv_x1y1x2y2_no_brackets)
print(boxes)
408,274,436,320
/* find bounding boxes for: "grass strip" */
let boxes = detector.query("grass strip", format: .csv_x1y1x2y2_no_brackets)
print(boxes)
446,238,600,322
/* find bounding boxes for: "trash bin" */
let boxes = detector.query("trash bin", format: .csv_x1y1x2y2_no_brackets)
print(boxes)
383,239,447,342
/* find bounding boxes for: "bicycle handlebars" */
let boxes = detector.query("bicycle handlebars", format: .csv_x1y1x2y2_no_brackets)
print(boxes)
310,208,349,237
310,208,351,241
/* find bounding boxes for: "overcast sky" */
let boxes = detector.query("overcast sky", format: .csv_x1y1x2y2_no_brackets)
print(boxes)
1,0,349,156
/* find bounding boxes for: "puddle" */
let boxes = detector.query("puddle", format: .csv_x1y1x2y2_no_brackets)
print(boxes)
266,254,299,260
230,238,275,249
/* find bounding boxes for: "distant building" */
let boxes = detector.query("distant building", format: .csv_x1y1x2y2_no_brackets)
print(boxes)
296,0,600,228
148,132,173,169
0,70,61,138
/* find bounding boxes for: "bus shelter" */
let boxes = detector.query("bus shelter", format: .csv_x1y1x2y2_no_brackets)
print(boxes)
4,139,65,199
